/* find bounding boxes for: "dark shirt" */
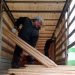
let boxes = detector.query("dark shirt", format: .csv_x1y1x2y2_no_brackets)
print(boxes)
15,17,39,47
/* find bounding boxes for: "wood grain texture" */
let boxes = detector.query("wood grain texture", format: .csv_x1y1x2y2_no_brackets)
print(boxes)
3,28,57,67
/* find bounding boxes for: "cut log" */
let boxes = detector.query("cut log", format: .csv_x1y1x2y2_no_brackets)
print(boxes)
3,28,57,67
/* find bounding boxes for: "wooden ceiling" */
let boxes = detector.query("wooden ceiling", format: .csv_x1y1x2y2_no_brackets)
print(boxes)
5,0,66,52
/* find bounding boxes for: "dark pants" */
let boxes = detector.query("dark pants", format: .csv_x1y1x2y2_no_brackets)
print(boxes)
11,45,23,68
11,46,35,68
27,56,35,64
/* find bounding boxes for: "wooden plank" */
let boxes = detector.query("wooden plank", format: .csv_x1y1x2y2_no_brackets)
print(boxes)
39,34,52,37
25,65,45,68
2,42,14,53
8,65,75,71
36,45,45,47
8,68,75,75
3,28,57,67
8,65,75,73
41,26,56,30
39,31,53,34
3,73,75,75
3,12,14,29
13,13,60,20
7,3,64,11
37,40,47,42
2,34,15,48
0,50,12,60
6,0,66,1
8,68,75,73
6,0,66,3
38,37,48,40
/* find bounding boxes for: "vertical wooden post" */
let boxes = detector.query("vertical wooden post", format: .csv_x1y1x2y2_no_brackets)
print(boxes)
0,0,3,70
0,0,2,58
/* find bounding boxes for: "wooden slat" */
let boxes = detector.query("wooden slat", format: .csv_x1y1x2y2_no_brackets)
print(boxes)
8,72,75,75
2,34,15,48
0,50,12,60
39,34,52,37
3,12,14,29
39,31,53,34
9,65,75,71
38,38,50,41
3,28,57,67
7,3,64,11
3,73,75,75
37,41,46,44
8,67,75,75
37,40,47,42
36,45,45,47
6,0,66,2
8,68,75,73
2,42,14,53
12,13,60,20
41,26,56,30
7,65,75,75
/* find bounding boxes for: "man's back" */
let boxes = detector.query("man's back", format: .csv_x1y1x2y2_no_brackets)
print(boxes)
15,17,39,47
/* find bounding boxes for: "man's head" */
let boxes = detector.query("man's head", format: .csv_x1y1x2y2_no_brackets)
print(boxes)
33,16,43,29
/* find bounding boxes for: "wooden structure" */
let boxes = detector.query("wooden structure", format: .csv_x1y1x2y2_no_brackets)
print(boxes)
1,65,75,75
0,0,75,74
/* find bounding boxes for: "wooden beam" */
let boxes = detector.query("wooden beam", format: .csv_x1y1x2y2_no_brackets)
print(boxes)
3,0,15,25
2,34,15,48
56,4,75,41
8,65,75,70
56,16,75,45
15,18,58,21
6,0,66,2
52,0,72,38
12,12,60,19
56,0,72,28
56,48,66,57
8,66,75,72
2,42,14,54
8,2,64,12
0,49,12,59
39,34,52,37
6,1,66,3
8,67,75,75
3,28,57,67
11,10,62,13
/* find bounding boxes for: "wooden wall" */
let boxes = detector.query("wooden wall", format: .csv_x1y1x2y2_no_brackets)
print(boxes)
0,9,16,70
0,0,3,70
0,0,71,69
54,17,67,65
6,0,66,55
54,0,75,65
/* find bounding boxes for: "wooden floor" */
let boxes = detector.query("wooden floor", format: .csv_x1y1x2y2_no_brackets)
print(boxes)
2,65,75,75
2,27,75,75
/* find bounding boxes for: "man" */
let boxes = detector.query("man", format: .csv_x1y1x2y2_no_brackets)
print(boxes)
11,16,43,68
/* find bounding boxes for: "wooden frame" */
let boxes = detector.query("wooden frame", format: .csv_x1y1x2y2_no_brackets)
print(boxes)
54,1,75,64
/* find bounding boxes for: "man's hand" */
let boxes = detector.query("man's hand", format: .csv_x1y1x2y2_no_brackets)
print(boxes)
12,28,17,33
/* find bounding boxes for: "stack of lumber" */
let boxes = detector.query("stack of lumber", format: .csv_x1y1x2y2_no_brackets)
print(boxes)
2,65,75,75
3,28,75,75
3,28,57,68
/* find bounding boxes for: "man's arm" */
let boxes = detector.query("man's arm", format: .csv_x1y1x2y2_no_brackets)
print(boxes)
30,31,39,47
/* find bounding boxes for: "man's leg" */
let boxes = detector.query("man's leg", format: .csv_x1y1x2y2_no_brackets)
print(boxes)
27,55,35,64
11,45,23,68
